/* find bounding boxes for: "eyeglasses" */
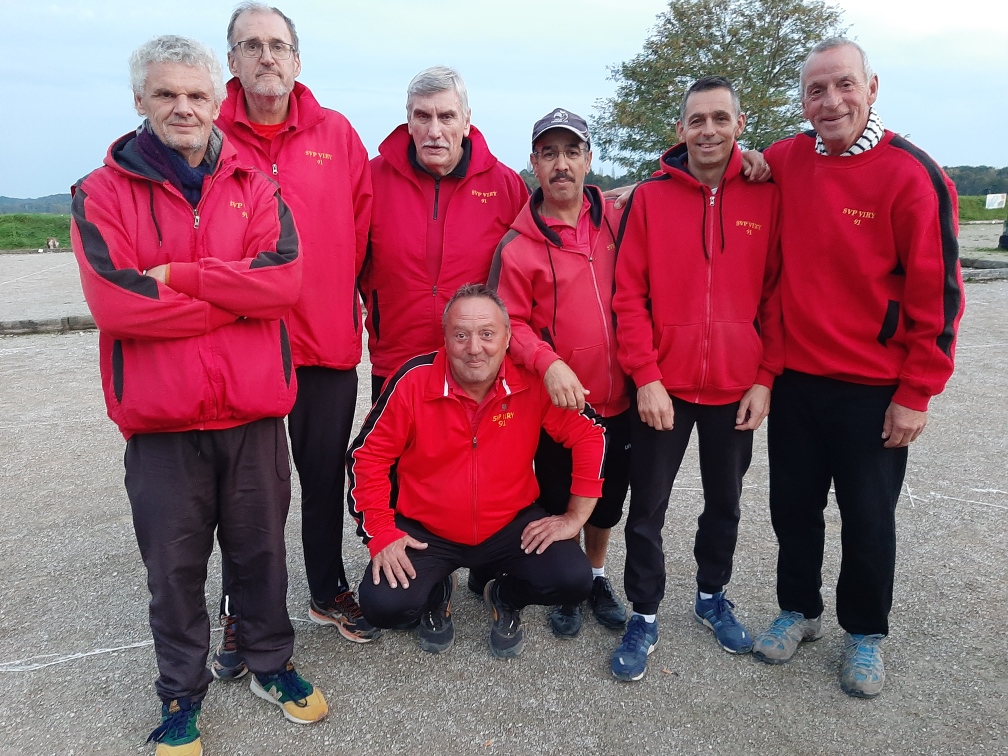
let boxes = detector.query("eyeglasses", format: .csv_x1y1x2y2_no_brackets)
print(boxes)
533,145,587,162
230,39,297,60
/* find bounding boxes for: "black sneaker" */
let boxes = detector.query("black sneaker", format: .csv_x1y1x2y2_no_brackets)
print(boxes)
589,576,628,630
549,603,584,638
211,613,248,681
416,574,456,654
483,578,524,659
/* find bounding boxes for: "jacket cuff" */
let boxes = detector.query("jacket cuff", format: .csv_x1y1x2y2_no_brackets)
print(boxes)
754,368,776,390
892,383,931,413
533,348,562,377
366,526,408,559
168,261,200,298
206,305,237,331
631,363,663,389
570,474,604,499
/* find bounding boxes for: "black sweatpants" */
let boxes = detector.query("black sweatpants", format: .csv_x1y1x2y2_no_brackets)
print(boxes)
535,408,632,529
358,505,593,628
624,396,753,614
768,370,906,636
125,418,294,704
222,366,357,607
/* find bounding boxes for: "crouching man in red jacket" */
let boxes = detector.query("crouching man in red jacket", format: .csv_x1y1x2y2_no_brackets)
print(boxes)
347,284,606,658
71,35,325,755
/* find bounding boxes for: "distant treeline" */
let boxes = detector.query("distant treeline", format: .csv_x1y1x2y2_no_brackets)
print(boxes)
0,194,72,214
944,167,1008,196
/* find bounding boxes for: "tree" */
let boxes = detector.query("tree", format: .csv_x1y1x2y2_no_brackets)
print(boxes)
592,0,845,179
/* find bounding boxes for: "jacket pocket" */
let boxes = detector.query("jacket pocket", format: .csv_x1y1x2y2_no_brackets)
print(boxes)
656,323,703,390
371,290,381,341
876,300,900,347
705,321,762,391
112,339,124,402
279,320,292,386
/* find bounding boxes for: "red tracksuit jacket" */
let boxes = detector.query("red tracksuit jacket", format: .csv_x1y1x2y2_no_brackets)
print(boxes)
614,144,784,405
361,125,528,377
216,79,372,371
489,186,630,417
71,127,301,439
346,350,606,557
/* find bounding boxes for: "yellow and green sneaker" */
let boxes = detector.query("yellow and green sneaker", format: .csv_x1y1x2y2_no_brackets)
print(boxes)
250,662,328,724
146,698,201,756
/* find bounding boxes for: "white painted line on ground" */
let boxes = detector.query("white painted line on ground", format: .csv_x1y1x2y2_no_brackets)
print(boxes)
0,261,74,286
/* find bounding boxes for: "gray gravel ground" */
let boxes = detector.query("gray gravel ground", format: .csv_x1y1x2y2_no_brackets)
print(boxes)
0,281,1006,754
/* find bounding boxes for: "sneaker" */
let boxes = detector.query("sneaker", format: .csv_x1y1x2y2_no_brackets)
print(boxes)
146,698,201,756
309,590,381,643
416,574,456,654
693,591,753,654
210,613,248,681
250,662,329,724
549,603,583,638
483,578,524,658
840,633,885,698
589,576,627,629
752,610,824,665
611,614,659,681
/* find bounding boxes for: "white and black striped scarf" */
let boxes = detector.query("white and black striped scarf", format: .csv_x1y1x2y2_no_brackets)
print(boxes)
815,108,884,157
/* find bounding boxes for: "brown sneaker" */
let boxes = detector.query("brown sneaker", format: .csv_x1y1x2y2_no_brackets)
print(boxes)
309,590,381,643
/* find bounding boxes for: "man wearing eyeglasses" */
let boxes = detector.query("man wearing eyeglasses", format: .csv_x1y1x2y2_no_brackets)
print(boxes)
361,66,528,407
610,76,784,681
488,109,631,640
212,1,377,681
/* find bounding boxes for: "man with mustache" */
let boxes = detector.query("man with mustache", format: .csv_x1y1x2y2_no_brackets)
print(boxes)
751,38,964,699
347,284,605,659
71,34,326,755
361,66,528,407
211,2,377,680
611,76,784,681
489,109,631,639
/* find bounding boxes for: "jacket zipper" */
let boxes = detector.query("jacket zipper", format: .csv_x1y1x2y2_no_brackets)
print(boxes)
433,178,441,220
471,435,478,543
698,190,716,401
587,250,615,408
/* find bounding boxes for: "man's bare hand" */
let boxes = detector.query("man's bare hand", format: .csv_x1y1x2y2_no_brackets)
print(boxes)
371,534,428,588
882,402,927,448
520,513,582,555
735,383,771,431
146,264,170,284
544,360,589,411
603,184,638,210
740,150,771,183
637,380,674,430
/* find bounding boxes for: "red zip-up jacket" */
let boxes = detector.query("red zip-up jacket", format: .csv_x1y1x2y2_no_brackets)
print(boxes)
216,78,372,370
361,125,528,377
346,350,606,557
614,144,783,405
764,130,964,411
71,126,301,439
489,186,630,417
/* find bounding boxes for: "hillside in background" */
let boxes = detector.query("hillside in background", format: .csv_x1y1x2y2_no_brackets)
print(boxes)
0,194,71,214
944,166,1008,196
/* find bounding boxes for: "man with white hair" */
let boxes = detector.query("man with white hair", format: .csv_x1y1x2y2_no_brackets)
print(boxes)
361,65,528,406
71,34,326,755
751,38,964,699
211,3,377,680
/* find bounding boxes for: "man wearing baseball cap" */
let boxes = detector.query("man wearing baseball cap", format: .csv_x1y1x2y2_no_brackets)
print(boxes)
489,108,631,639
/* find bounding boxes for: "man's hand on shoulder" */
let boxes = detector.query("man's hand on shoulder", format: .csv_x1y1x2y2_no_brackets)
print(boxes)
637,380,674,430
741,150,772,183
882,402,928,448
371,534,428,589
544,360,589,412
604,184,638,210
735,384,771,431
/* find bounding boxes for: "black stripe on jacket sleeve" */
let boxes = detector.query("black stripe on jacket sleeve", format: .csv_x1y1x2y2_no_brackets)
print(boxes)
250,191,300,269
889,135,961,357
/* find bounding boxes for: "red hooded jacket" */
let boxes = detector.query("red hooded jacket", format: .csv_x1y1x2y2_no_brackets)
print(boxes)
361,125,528,377
614,144,783,405
489,186,630,417
216,78,372,371
346,350,606,557
71,126,301,439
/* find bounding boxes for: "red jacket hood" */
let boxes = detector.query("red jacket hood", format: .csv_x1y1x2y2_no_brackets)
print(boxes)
509,184,608,245
658,141,745,189
103,123,241,182
378,123,500,182
219,78,327,133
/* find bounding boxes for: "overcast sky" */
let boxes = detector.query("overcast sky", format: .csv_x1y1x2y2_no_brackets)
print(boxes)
3,0,1007,198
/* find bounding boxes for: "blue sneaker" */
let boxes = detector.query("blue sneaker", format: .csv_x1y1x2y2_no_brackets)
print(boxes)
694,592,753,654
840,632,885,698
611,614,659,681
